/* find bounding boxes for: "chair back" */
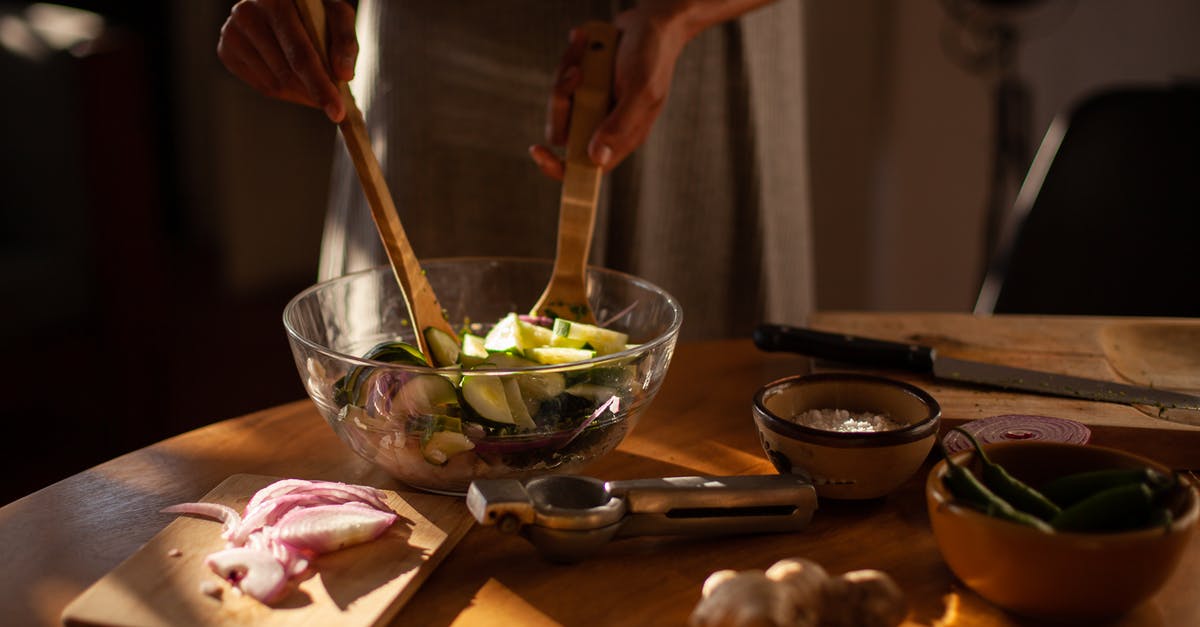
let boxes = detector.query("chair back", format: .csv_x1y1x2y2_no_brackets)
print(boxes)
975,84,1200,316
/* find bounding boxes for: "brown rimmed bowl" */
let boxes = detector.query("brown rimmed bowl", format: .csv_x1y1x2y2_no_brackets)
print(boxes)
751,373,941,499
926,441,1198,622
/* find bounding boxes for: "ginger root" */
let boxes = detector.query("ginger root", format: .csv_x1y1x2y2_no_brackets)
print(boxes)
689,558,906,627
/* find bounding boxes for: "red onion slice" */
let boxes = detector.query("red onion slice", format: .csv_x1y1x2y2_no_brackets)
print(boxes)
205,547,287,603
161,502,242,537
245,479,317,511
268,504,397,553
942,414,1091,454
246,479,391,514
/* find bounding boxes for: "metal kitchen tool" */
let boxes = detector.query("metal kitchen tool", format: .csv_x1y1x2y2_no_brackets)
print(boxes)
293,0,457,361
529,22,618,324
467,474,817,563
754,324,1200,419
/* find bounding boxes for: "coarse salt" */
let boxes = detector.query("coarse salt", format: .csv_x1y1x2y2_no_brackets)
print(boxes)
790,408,905,432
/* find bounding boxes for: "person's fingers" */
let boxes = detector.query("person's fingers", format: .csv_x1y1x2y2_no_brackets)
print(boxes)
545,28,589,145
265,0,344,121
588,82,662,170
547,66,582,146
217,19,284,97
324,0,359,81
528,145,566,181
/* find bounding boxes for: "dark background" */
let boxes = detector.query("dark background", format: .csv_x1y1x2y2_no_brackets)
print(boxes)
1,2,312,504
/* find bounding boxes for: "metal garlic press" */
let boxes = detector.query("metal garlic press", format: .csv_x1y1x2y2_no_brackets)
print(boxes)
466,474,817,563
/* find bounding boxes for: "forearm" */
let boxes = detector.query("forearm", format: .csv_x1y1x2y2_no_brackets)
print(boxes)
637,0,779,41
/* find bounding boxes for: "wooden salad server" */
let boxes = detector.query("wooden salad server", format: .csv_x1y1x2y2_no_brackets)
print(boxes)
292,0,458,365
530,22,619,324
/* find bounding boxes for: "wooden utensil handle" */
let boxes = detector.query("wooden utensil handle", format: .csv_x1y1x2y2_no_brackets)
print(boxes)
559,22,618,271
293,0,456,354
533,22,618,322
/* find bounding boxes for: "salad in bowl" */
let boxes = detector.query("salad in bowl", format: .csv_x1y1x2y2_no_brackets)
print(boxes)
283,258,682,494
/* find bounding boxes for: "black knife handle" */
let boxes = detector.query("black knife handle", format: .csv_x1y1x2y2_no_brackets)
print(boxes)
752,324,935,372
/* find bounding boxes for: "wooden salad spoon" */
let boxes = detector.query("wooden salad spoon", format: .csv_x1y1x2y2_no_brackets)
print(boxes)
530,22,619,324
293,0,458,365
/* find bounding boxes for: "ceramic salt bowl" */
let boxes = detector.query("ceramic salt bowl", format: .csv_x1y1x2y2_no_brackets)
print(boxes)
751,373,941,499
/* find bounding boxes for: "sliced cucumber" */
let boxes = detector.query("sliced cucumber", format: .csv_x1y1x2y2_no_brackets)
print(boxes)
484,313,553,356
460,333,489,367
586,365,638,391
336,340,428,406
549,336,589,349
565,383,619,404
477,353,567,403
421,430,475,465
526,346,597,365
364,340,429,366
501,378,537,430
424,327,461,367
393,374,458,416
461,375,515,425
476,352,535,368
551,319,629,355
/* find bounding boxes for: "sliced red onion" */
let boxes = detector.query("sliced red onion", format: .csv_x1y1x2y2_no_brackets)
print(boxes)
292,483,392,512
518,314,553,327
245,531,312,578
943,414,1092,454
245,479,316,511
160,502,242,537
165,478,398,605
268,504,397,553
245,479,390,514
205,547,288,603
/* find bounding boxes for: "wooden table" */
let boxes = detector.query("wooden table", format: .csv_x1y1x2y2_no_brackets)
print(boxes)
3,313,1197,626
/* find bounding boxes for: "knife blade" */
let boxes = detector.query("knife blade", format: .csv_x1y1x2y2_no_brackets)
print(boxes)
752,324,1200,412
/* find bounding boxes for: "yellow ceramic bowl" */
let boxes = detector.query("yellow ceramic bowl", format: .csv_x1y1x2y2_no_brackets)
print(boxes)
926,441,1198,622
752,373,941,499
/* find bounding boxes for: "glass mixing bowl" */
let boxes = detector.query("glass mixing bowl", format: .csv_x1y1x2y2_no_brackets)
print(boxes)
283,257,682,494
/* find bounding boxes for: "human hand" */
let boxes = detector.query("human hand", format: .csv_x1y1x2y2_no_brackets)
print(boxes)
217,0,359,123
529,3,694,180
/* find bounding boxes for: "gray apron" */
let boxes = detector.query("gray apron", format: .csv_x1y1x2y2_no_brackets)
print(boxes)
319,0,813,340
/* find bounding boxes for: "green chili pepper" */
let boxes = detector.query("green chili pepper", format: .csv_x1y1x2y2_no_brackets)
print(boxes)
1051,482,1155,533
949,427,1061,521
1039,467,1171,508
938,436,1054,532
1148,507,1174,534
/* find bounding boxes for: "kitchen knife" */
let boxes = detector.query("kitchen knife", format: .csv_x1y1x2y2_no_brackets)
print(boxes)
753,324,1200,412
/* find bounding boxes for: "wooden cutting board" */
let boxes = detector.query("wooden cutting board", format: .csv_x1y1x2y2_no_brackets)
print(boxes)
1099,320,1200,391
61,474,475,627
807,313,1200,469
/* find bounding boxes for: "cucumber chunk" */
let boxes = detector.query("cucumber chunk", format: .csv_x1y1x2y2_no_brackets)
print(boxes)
393,374,458,416
551,319,629,355
424,327,461,367
502,378,537,430
421,430,475,465
565,383,619,404
527,346,597,365
461,375,515,425
460,333,489,367
364,340,429,366
476,353,567,402
484,313,553,355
